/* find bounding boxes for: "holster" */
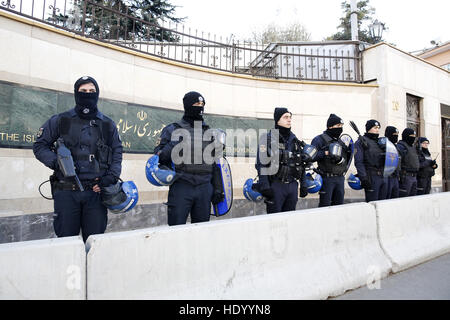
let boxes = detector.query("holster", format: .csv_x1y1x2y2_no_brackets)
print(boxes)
49,174,58,198
96,140,113,170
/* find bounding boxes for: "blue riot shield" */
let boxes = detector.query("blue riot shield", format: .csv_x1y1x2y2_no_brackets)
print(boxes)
382,138,399,177
212,157,233,216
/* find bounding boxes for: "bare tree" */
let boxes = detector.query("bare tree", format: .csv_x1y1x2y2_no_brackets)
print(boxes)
249,22,311,44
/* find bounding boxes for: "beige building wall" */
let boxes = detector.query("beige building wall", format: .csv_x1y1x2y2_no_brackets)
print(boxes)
1,12,448,214
363,43,450,186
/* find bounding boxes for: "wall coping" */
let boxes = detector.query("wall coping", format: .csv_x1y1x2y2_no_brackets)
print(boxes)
365,42,450,74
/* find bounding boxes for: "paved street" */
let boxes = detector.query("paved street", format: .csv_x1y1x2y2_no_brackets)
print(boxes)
334,252,450,300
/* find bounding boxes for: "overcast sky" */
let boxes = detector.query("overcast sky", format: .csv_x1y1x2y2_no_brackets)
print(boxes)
170,0,450,53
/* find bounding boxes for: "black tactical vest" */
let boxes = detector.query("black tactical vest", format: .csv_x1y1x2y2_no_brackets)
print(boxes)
362,136,384,170
172,120,214,175
398,141,420,172
269,131,302,183
418,149,434,177
317,133,348,175
59,115,113,175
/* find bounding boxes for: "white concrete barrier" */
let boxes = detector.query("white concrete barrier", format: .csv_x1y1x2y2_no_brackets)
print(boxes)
0,236,86,299
373,192,450,273
86,203,391,299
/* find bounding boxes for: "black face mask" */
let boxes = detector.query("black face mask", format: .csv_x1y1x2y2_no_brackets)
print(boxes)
387,135,398,144
405,136,416,146
275,124,291,139
183,105,204,122
365,132,379,140
326,127,343,139
75,91,99,119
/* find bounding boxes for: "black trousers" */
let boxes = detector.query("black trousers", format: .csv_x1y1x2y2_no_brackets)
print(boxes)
53,189,107,242
318,176,345,207
386,176,399,199
266,180,298,214
364,175,388,202
399,175,417,197
167,180,213,226
417,176,432,195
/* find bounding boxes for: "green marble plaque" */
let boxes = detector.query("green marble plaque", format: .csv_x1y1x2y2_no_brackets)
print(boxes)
0,81,272,155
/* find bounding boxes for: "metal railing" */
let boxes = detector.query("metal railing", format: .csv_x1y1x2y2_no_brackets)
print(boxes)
1,0,363,83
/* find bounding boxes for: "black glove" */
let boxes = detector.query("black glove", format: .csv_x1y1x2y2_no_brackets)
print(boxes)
211,191,225,205
260,187,274,200
299,185,308,198
360,177,372,190
99,175,117,188
431,160,438,169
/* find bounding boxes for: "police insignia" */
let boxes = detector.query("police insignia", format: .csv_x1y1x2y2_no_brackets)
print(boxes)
37,127,43,138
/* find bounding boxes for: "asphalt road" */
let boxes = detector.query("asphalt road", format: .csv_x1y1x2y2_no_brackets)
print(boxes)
334,252,450,300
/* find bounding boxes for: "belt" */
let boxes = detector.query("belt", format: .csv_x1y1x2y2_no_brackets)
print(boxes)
53,179,98,191
321,173,344,177
272,177,296,184
368,169,383,176
402,171,417,177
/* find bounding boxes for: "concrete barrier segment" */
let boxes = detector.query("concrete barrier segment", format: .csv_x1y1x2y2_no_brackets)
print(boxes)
86,202,391,299
371,192,450,273
0,236,86,300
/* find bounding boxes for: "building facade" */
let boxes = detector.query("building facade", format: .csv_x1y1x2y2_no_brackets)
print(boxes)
0,9,449,242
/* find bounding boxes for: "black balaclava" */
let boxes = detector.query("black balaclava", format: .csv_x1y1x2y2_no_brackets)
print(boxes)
274,107,292,139
401,128,416,146
418,137,430,155
385,126,399,144
74,76,100,119
182,91,205,124
364,119,380,140
325,113,344,139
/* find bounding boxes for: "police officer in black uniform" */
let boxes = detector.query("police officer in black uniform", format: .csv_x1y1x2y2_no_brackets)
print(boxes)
311,114,349,207
384,126,401,199
255,107,308,214
33,76,123,242
354,119,388,202
153,91,224,226
416,137,438,195
397,128,420,197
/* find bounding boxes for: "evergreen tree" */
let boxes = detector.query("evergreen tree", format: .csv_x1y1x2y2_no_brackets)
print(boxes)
51,0,184,42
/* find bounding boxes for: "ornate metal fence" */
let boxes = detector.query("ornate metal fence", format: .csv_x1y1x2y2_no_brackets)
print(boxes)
1,0,363,82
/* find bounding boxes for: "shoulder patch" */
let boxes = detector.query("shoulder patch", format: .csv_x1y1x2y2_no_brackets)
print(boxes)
36,127,44,138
